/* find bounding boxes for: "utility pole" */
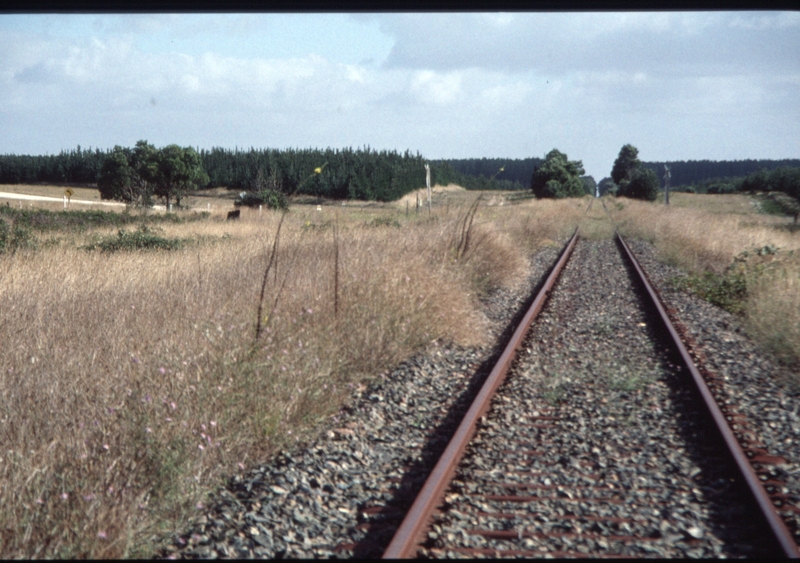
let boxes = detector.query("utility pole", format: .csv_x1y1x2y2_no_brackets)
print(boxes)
664,164,671,205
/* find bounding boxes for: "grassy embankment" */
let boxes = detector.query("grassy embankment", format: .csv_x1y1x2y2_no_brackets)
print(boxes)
611,192,800,375
0,186,585,558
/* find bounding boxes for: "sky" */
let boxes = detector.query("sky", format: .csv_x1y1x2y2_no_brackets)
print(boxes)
0,12,798,180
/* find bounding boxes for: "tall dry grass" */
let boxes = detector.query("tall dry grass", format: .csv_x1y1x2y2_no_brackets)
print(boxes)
610,195,800,370
0,196,583,558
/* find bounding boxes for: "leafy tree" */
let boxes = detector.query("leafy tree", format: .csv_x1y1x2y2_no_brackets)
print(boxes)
611,144,662,201
97,147,135,203
611,144,641,187
581,175,597,196
98,141,160,206
598,177,618,197
619,167,659,201
153,145,208,209
530,149,586,199
98,141,208,208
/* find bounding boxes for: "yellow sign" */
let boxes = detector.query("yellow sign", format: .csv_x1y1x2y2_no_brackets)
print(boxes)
64,189,74,198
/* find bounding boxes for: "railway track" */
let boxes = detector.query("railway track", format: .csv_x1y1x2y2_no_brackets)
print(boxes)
383,229,800,558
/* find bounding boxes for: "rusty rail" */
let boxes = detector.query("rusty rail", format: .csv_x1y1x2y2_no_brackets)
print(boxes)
616,232,800,559
382,228,580,558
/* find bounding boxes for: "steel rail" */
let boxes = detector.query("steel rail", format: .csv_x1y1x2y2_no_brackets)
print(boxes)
382,228,580,559
616,232,800,559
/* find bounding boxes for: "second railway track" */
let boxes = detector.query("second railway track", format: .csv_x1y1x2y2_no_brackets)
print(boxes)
384,231,799,558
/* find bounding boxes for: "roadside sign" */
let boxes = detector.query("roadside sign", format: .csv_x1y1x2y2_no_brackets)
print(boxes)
64,189,74,198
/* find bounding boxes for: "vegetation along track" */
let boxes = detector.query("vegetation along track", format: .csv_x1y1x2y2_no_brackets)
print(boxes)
383,229,800,558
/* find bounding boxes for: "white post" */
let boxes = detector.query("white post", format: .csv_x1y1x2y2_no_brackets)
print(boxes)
425,164,431,213
63,196,67,210
259,204,262,215
169,203,173,213
207,203,210,212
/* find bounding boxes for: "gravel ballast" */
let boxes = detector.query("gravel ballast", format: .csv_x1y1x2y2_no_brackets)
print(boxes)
164,236,799,558
423,238,775,558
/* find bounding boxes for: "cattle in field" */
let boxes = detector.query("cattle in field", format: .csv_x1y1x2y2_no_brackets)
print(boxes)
227,209,241,221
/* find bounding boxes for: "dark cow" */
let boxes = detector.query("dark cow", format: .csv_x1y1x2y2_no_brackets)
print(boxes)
226,209,241,221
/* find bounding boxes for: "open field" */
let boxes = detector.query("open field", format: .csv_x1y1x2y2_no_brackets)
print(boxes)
0,186,798,557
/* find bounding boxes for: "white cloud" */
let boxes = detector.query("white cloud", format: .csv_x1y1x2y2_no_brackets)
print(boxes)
410,70,462,105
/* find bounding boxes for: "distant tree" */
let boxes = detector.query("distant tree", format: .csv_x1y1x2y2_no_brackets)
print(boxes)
598,177,618,197
619,168,660,201
611,144,641,188
531,149,586,199
741,166,800,223
581,175,597,196
153,145,208,209
611,145,661,201
98,141,208,208
97,147,135,203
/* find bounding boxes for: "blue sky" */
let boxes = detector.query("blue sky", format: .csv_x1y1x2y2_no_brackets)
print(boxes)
1,12,798,180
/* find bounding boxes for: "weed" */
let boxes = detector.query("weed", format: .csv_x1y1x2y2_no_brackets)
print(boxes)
367,216,401,228
254,213,288,342
0,219,35,254
452,195,482,260
669,271,748,313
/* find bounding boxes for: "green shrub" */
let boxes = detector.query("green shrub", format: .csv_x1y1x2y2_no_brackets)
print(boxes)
0,219,35,254
81,225,183,252
619,168,659,201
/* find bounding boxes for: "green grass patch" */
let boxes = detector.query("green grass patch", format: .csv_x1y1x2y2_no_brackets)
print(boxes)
367,216,401,228
81,226,184,252
0,205,208,233
669,270,748,314
757,193,799,217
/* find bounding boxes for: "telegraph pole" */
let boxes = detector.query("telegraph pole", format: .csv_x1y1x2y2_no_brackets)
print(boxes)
664,164,671,205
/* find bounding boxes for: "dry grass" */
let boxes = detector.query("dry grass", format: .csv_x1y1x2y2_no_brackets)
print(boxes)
0,192,583,558
610,195,800,371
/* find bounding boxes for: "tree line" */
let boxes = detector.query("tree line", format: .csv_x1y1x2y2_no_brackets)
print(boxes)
1,143,797,209
0,144,539,204
0,146,107,185
434,157,543,191
640,158,800,191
